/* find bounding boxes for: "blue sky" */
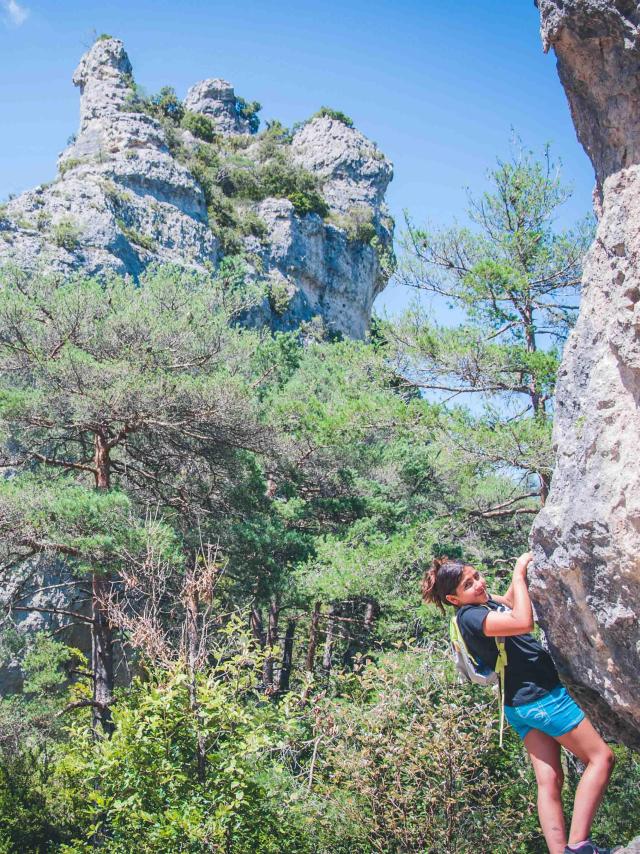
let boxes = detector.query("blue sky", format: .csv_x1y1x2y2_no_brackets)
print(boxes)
0,0,595,316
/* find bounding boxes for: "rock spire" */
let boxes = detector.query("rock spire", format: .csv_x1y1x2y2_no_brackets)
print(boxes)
532,0,640,749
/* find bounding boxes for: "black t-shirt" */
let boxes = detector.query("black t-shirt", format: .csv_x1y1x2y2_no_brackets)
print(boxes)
456,598,560,707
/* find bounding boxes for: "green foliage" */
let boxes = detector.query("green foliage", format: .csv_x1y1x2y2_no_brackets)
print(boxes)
51,218,81,250
235,96,261,134
303,651,540,853
115,217,156,251
287,189,328,217
58,158,81,176
388,141,594,510
54,658,311,853
151,86,184,122
181,110,217,142
267,273,293,316
95,33,113,41
327,204,377,243
122,84,184,124
312,106,354,127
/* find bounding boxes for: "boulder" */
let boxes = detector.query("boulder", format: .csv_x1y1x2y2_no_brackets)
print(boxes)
531,0,640,749
184,78,253,135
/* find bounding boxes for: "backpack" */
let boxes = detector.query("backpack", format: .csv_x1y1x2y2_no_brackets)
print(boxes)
449,605,508,746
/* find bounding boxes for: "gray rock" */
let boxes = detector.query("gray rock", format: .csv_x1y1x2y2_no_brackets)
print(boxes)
291,115,393,216
0,37,217,278
537,0,640,204
184,78,253,135
619,837,640,854
256,197,385,339
0,37,393,341
532,0,640,749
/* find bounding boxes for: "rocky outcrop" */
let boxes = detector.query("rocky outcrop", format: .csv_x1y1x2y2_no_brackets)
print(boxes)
183,79,253,135
619,837,640,854
531,1,640,749
0,37,393,340
0,38,216,279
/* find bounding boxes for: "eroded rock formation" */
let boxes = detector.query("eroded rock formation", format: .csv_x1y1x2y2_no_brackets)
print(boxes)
0,37,393,339
531,0,640,749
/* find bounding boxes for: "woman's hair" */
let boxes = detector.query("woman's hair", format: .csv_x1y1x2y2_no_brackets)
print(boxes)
421,556,469,612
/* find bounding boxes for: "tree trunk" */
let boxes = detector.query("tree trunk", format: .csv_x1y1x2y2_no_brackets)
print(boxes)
250,603,265,647
263,596,279,693
362,597,379,659
91,574,114,735
91,432,115,735
94,430,110,490
185,574,206,783
322,604,337,676
305,602,321,674
523,307,550,506
276,619,296,696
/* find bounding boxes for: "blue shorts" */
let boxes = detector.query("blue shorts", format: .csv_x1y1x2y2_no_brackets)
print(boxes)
504,685,585,741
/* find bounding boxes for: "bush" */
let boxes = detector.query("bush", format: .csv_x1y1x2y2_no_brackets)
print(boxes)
312,106,354,128
181,110,217,143
236,96,262,134
58,158,82,177
288,189,329,217
327,205,377,243
150,86,184,123
54,665,313,853
51,219,81,251
116,218,156,252
301,650,542,853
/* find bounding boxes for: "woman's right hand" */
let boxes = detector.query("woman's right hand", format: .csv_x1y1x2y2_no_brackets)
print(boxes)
514,551,533,579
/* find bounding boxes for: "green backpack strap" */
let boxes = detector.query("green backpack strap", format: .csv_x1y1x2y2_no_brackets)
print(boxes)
494,637,507,747
452,605,508,748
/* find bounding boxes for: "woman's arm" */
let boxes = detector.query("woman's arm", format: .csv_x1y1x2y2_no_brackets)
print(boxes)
483,553,534,637
490,579,514,608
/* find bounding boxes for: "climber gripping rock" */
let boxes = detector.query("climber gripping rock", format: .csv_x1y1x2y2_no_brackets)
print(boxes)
422,553,621,854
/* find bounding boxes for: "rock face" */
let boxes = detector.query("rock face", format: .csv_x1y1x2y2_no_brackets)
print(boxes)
183,79,253,135
531,1,640,749
620,837,640,854
0,37,393,340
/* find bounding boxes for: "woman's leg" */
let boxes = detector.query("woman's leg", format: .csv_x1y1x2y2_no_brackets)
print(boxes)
524,728,567,854
555,717,615,846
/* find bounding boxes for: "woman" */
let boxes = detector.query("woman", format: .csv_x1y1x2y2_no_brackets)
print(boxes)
421,552,619,854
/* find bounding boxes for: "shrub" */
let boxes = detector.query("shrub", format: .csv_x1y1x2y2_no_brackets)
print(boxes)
51,219,80,250
312,106,354,127
116,218,156,252
96,33,113,41
302,650,541,853
58,158,82,177
54,666,313,853
236,96,261,134
150,86,184,123
267,273,293,315
288,189,329,217
181,110,217,143
327,205,377,243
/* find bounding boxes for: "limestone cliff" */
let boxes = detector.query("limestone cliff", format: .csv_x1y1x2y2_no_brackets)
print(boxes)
0,37,393,339
532,0,640,749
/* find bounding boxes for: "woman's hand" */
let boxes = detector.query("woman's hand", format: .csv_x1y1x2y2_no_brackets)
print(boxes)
514,551,533,579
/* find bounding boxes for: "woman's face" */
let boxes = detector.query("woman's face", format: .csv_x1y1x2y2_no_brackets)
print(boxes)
445,565,489,607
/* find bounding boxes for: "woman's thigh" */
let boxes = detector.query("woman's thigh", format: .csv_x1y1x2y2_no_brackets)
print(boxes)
524,728,564,787
555,717,613,766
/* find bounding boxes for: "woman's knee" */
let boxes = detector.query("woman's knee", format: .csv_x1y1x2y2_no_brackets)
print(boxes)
536,766,564,795
596,746,615,775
